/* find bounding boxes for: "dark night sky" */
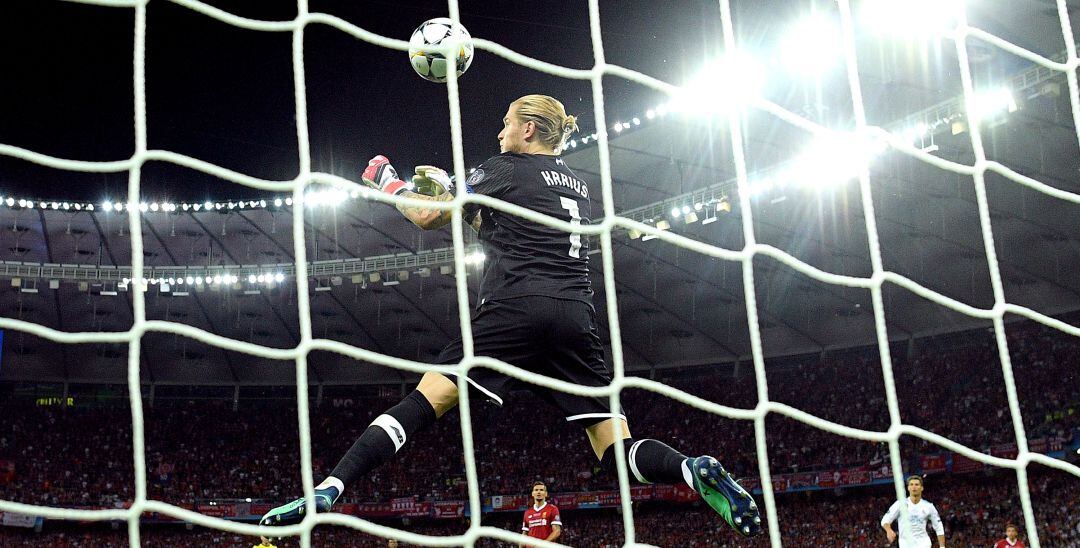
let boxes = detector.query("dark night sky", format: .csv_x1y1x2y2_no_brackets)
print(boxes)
0,0,733,203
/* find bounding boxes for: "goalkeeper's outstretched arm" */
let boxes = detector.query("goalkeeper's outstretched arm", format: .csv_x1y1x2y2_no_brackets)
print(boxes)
362,155,480,232
395,190,481,232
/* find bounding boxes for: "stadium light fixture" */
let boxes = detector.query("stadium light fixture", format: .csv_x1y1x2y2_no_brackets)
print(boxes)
779,15,841,76
672,52,766,115
969,87,1018,120
788,134,885,190
702,205,718,225
655,219,671,231
861,0,961,38
670,206,681,218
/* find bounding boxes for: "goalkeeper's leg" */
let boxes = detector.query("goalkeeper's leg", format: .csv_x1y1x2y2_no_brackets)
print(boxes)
590,420,762,538
260,372,457,526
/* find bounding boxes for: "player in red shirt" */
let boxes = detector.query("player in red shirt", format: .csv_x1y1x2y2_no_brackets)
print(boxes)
994,524,1026,548
520,481,561,546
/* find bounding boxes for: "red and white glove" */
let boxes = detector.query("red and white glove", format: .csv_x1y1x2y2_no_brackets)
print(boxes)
362,155,410,195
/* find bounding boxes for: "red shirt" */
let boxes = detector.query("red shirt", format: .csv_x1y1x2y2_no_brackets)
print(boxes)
995,539,1025,548
521,502,561,540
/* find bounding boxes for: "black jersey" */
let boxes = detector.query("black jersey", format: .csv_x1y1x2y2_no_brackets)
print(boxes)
463,152,593,307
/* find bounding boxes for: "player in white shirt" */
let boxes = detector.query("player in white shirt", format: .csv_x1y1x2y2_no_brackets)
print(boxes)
881,475,946,547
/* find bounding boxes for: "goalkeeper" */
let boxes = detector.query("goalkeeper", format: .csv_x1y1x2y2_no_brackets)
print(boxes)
259,95,762,539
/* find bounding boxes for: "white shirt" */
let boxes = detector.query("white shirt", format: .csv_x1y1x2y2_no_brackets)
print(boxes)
881,498,944,548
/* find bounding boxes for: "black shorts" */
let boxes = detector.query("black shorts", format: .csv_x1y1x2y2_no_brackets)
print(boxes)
435,295,622,423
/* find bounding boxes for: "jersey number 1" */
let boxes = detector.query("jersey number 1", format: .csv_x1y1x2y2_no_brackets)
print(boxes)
559,196,582,258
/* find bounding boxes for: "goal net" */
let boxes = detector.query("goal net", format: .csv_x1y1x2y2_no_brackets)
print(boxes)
0,0,1077,547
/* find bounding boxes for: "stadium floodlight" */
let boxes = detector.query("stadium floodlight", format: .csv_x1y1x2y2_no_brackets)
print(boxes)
788,134,885,190
671,52,766,115
969,87,1018,120
670,206,682,218
248,274,257,283
861,0,961,38
745,178,775,198
683,211,699,224
778,15,841,76
702,205,718,225
465,251,486,265
203,201,213,210
646,109,656,119
655,219,671,231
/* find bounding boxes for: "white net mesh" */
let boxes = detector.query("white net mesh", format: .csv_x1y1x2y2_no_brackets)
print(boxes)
0,0,1077,546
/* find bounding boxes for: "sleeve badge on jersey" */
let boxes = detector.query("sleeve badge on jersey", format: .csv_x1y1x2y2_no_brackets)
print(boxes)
466,168,485,188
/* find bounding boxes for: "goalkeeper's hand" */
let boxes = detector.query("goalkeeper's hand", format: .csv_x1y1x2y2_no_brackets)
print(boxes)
361,155,410,195
411,165,456,197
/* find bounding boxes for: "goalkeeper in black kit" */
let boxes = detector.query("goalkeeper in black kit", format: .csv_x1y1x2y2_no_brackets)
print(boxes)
259,94,762,539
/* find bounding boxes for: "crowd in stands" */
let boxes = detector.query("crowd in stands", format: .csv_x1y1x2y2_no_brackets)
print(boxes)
0,471,1076,546
0,319,1076,545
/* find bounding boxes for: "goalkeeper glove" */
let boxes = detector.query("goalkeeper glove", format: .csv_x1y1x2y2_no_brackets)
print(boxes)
411,165,456,197
362,155,410,195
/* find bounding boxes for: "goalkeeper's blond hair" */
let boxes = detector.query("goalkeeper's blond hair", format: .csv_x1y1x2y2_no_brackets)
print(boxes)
512,94,579,153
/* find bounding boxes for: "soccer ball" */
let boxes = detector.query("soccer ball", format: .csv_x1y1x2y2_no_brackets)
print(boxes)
408,18,474,83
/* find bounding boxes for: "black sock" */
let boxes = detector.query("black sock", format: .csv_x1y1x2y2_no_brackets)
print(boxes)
329,390,437,488
601,438,689,485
